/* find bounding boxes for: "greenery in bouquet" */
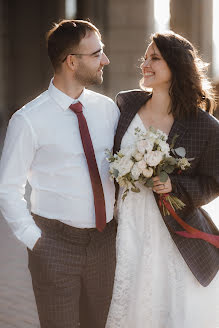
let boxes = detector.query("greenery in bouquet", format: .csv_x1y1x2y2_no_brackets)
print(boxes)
106,127,191,213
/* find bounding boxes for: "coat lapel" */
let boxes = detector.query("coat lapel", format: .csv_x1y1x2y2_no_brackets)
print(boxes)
114,90,188,153
114,91,151,153
167,119,189,149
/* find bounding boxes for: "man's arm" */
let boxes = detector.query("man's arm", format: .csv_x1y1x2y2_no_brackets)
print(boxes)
0,112,41,250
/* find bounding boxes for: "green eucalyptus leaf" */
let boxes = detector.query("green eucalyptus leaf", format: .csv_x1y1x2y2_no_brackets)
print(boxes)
165,165,175,174
170,134,179,149
174,147,186,157
166,157,177,165
159,171,168,182
145,178,154,188
113,169,119,178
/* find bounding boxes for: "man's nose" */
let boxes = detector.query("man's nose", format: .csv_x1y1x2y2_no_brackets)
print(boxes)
101,52,110,65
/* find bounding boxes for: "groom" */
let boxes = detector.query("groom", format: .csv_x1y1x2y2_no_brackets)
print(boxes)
0,19,119,328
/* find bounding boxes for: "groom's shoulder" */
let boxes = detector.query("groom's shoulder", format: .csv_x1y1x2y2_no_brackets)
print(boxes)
115,89,151,109
85,88,115,105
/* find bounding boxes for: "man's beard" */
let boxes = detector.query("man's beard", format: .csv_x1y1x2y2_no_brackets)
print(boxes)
75,65,103,87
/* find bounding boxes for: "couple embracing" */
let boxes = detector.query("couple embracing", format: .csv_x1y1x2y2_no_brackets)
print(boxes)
0,19,218,328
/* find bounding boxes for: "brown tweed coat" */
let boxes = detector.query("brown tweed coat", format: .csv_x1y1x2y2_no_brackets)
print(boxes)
114,89,219,287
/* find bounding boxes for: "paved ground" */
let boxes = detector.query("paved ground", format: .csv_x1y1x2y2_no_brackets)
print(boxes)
0,212,40,328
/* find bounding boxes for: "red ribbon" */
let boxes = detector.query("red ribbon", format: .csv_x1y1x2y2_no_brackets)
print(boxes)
160,194,219,248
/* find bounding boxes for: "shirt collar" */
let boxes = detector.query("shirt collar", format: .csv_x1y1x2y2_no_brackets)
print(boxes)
48,78,87,111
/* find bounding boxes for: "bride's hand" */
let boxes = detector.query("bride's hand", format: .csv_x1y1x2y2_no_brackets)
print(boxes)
152,176,172,194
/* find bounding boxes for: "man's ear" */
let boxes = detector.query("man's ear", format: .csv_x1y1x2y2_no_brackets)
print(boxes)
66,55,76,71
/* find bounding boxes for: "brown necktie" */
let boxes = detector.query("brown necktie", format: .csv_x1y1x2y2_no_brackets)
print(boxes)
69,102,106,232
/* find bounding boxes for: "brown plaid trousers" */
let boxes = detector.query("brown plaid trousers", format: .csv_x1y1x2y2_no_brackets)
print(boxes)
114,89,219,287
28,214,117,328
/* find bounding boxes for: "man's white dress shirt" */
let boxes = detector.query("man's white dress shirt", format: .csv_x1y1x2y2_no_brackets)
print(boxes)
0,81,120,250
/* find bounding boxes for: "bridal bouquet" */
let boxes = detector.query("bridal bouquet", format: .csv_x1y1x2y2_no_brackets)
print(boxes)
106,127,219,248
106,127,191,214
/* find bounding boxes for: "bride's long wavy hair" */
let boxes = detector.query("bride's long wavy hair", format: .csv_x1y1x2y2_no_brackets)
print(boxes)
140,31,216,119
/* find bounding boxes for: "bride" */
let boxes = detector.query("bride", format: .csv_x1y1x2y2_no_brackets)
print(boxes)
106,31,219,328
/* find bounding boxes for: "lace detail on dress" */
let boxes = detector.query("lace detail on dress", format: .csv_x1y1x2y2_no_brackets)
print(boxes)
106,114,219,328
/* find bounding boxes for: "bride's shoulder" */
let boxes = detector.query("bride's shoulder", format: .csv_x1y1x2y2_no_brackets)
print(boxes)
115,89,151,111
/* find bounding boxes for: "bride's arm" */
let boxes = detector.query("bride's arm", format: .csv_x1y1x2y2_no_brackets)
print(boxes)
169,174,219,208
169,126,219,208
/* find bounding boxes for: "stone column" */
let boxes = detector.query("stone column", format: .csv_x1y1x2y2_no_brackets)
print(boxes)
170,0,213,76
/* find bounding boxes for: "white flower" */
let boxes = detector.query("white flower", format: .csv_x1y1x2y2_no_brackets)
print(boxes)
177,157,190,170
131,163,142,180
134,151,143,161
137,159,147,170
120,145,136,158
145,138,155,152
137,140,150,154
158,140,170,156
156,129,168,141
116,156,134,176
142,167,153,178
144,150,163,167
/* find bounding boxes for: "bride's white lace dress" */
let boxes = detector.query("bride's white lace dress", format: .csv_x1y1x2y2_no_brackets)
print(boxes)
106,114,219,328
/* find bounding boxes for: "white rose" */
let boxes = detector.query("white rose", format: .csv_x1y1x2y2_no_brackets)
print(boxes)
145,138,155,152
158,140,170,156
137,140,148,154
131,163,142,180
134,152,143,161
121,145,136,157
137,159,146,170
144,150,163,167
137,138,154,154
118,156,134,176
142,167,153,178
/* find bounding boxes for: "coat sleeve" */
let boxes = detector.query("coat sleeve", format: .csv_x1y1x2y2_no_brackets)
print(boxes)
169,120,219,208
0,113,42,249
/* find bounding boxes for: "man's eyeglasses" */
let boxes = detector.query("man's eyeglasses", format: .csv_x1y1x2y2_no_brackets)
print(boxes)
62,48,104,63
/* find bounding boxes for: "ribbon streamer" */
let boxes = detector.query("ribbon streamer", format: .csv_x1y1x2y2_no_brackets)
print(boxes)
160,194,219,248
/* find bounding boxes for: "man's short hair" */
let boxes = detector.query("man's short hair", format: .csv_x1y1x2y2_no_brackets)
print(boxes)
46,19,101,71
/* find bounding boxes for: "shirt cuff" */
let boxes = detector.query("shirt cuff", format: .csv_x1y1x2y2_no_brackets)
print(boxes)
16,224,42,250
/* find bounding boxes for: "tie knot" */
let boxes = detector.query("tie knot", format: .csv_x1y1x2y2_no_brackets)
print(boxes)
69,102,83,114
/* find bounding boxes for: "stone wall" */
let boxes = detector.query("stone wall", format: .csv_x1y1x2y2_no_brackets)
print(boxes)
0,0,7,124
1,0,65,122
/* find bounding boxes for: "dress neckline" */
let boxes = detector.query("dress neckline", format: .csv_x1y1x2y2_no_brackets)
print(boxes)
135,113,147,132
136,113,175,137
